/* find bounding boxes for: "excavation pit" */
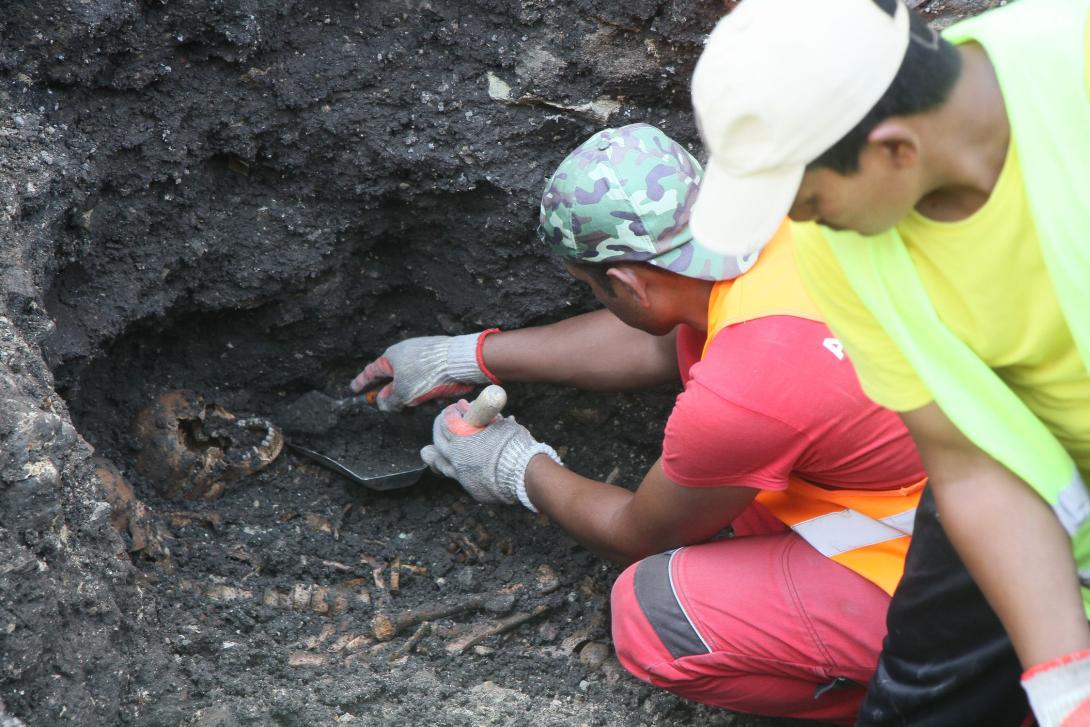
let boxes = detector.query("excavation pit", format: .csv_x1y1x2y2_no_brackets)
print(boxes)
0,1,982,724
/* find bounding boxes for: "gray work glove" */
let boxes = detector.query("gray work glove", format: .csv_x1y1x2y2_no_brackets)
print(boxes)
350,332,493,412
421,400,562,512
1021,650,1090,727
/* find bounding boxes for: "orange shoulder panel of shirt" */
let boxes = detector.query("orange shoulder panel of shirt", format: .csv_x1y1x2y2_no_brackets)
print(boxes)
703,219,826,357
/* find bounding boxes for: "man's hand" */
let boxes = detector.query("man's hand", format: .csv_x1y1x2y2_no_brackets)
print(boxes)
421,400,561,510
350,332,493,412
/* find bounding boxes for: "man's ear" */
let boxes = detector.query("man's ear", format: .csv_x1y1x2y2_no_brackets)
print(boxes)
606,265,651,307
868,120,920,168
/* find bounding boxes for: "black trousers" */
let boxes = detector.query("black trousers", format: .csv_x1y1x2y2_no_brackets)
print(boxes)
858,486,1029,726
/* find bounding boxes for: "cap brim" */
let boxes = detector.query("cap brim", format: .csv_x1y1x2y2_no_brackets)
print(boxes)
690,157,804,257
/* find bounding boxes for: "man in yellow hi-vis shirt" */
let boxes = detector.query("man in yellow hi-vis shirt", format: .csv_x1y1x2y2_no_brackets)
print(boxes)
686,0,1090,725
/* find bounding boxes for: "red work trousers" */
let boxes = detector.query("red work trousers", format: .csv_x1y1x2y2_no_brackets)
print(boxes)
610,505,891,725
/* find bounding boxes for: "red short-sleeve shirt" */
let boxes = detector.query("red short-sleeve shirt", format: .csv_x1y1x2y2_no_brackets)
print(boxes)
662,317,925,491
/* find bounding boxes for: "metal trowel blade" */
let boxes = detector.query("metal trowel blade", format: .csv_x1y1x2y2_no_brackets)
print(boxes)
287,443,426,492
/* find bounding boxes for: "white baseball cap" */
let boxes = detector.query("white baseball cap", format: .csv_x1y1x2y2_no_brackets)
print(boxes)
690,0,911,256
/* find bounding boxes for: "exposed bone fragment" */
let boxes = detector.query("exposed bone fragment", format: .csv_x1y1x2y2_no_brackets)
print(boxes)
184,578,365,615
332,502,352,541
389,622,431,661
303,623,336,650
445,604,556,655
167,510,223,531
92,456,172,559
288,651,327,667
577,641,611,670
371,594,488,642
305,512,334,535
390,557,401,593
534,563,560,594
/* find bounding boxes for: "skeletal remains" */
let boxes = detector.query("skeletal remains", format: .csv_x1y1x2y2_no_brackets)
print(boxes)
132,389,284,500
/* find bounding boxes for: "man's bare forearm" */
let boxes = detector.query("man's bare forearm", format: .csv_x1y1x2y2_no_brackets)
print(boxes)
902,404,1090,668
933,465,1090,666
524,456,641,565
482,309,678,390
523,455,756,567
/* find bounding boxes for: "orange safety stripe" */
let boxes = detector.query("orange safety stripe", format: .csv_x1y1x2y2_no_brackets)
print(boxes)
756,477,925,596
702,220,923,596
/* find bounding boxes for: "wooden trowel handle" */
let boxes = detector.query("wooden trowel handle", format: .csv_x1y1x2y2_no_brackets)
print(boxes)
464,385,506,427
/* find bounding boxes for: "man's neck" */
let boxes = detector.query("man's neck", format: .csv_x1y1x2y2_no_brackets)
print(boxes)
914,43,1011,223
676,278,715,333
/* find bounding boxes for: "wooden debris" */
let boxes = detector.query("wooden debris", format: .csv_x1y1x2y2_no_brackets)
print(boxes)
445,604,555,655
371,594,488,642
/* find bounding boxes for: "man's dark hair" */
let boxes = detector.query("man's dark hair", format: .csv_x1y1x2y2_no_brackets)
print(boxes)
569,260,618,296
569,259,661,296
808,10,963,174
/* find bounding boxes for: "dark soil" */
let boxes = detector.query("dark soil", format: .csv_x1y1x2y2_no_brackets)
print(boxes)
0,1,988,725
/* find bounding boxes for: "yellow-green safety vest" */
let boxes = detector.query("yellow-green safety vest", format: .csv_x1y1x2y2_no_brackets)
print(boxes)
821,0,1090,616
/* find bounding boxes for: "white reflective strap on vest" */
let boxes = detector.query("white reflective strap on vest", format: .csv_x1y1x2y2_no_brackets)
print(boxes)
1058,472,1090,588
790,509,916,558
1053,470,1090,537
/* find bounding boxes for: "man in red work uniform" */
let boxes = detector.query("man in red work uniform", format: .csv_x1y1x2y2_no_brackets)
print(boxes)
353,124,926,723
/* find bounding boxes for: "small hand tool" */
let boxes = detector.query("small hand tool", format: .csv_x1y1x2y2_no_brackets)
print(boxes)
276,387,380,436
287,385,507,492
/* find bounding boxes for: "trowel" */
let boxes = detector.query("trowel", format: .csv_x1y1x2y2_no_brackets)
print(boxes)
277,387,382,436
287,385,507,492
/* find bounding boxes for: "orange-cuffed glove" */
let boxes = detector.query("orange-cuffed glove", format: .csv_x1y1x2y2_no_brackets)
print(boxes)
350,330,499,412
1022,649,1090,727
421,400,561,512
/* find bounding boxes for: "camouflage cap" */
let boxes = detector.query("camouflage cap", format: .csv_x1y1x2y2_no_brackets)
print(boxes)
538,123,758,281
